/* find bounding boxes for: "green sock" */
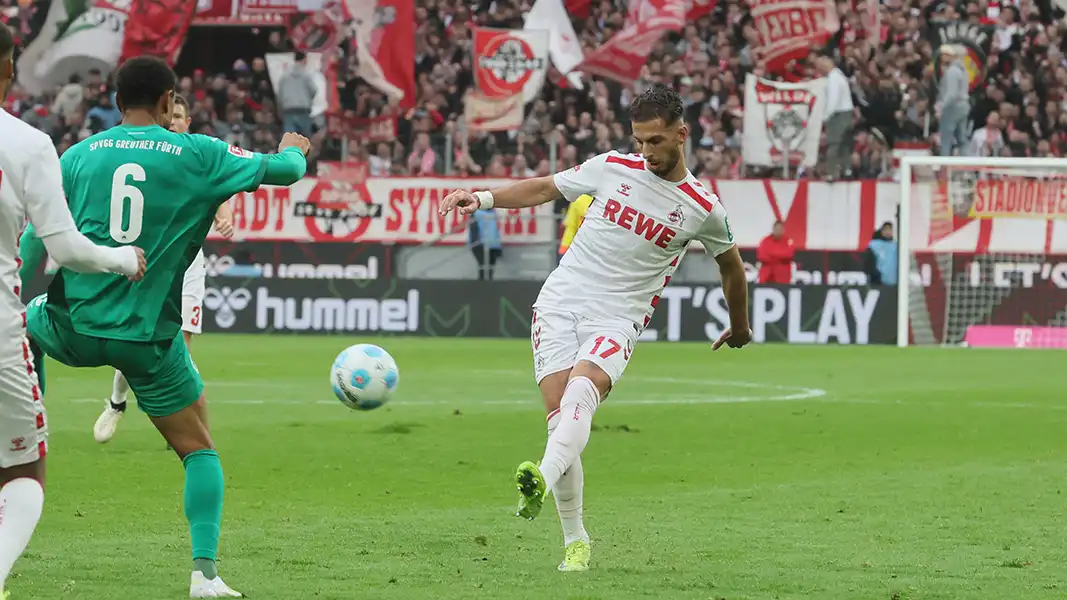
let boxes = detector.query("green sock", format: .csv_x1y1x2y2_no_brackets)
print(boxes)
183,449,224,579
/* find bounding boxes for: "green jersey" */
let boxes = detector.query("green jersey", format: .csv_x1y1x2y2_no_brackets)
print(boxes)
48,125,268,342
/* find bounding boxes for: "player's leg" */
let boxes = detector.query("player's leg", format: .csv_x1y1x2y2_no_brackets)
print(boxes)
114,336,240,598
540,372,590,571
539,320,635,496
515,310,578,520
181,270,207,430
0,359,48,596
93,370,130,443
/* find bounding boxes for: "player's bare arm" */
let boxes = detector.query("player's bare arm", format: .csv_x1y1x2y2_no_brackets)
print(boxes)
712,246,752,350
438,176,561,216
213,202,234,239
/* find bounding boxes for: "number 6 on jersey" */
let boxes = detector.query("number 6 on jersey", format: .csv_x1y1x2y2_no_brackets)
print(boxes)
110,163,145,243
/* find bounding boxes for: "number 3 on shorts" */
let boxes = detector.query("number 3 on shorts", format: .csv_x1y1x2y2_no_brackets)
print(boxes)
110,163,146,243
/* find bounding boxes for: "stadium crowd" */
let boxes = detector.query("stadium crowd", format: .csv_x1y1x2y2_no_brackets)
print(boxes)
1,0,1065,181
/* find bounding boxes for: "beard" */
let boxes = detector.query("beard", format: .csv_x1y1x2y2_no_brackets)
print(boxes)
647,146,681,177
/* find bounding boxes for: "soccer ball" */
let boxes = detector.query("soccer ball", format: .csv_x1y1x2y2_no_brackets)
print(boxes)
330,344,399,410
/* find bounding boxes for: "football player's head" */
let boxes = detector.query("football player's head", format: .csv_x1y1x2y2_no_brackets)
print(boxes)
628,84,687,178
170,93,191,133
115,56,178,127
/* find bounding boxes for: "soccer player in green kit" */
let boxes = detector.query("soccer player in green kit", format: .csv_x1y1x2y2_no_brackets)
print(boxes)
19,56,309,598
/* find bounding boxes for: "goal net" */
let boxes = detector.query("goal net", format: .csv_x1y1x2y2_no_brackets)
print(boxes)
898,156,1067,349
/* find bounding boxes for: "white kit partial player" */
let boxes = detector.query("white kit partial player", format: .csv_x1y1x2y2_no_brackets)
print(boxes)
439,84,752,572
0,21,146,599
93,93,234,445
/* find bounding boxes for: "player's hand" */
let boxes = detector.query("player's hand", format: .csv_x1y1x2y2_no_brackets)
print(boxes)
214,214,235,239
438,189,480,216
279,132,311,156
128,247,147,282
712,326,752,350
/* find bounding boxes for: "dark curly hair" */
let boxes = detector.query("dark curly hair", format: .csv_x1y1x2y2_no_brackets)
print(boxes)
628,84,683,125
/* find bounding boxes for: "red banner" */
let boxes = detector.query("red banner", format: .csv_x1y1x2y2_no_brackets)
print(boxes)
747,0,839,75
575,0,685,84
354,0,416,110
324,112,398,142
193,0,285,25
121,0,197,65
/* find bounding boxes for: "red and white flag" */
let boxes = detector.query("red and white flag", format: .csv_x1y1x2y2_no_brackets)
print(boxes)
742,74,828,168
747,0,839,76
575,0,685,84
473,28,550,101
524,0,584,89
346,0,416,109
464,92,524,132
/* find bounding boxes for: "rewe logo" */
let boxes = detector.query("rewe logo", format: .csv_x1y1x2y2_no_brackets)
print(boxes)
602,199,678,249
203,287,252,329
256,288,419,332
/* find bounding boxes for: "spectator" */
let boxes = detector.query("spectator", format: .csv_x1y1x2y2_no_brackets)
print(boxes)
937,46,971,156
51,74,83,121
756,221,795,284
468,209,502,280
865,222,898,286
276,51,317,137
406,132,439,175
86,92,120,133
819,56,854,180
968,112,1005,157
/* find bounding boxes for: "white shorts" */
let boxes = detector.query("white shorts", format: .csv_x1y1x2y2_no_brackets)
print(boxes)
531,309,637,386
0,344,47,468
182,251,207,335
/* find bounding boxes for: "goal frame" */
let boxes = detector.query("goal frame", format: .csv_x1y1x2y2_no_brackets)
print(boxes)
896,155,1067,348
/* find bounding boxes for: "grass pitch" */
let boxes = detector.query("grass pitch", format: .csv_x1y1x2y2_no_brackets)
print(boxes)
11,336,1067,600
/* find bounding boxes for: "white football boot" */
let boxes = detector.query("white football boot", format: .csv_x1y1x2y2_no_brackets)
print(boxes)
189,571,243,598
93,400,126,443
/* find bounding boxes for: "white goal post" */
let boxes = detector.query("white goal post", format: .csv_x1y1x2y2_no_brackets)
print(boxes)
897,155,1067,349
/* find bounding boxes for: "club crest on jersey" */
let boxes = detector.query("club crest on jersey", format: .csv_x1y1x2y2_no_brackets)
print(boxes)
668,205,685,226
228,145,254,159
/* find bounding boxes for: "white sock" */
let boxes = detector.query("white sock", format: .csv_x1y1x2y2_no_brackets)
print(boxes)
539,376,600,492
0,478,44,589
111,370,129,406
546,411,589,546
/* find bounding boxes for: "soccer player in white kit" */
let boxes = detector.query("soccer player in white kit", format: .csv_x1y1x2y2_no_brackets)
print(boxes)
0,22,147,598
93,94,234,444
440,85,752,572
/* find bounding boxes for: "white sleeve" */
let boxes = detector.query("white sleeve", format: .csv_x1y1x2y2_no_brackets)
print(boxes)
22,139,76,238
22,139,139,276
41,230,140,276
552,153,609,202
695,201,736,257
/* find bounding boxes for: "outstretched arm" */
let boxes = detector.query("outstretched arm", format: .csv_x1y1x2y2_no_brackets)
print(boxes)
22,143,146,284
440,153,610,216
439,176,561,215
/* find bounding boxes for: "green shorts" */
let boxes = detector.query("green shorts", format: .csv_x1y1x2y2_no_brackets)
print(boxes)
26,294,203,418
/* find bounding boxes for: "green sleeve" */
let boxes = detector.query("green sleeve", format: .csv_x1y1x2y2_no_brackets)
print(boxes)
192,135,270,198
262,147,308,186
19,223,46,287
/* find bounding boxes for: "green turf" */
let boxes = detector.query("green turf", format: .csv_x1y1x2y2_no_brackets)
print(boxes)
9,336,1067,599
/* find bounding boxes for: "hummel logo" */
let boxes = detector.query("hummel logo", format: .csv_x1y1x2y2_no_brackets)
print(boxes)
616,183,631,197
203,287,252,329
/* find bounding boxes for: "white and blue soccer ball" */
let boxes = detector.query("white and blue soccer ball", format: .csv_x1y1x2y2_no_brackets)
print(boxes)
330,344,399,410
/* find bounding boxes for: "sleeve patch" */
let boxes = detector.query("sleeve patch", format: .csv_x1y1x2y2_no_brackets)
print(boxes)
228,145,254,159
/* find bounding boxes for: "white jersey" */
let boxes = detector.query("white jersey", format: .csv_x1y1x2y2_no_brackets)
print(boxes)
537,151,735,331
0,109,76,367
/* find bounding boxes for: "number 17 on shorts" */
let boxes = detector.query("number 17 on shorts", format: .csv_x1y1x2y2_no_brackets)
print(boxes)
578,330,635,386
